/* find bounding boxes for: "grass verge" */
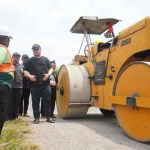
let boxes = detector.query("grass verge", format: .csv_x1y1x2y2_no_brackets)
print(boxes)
0,117,41,150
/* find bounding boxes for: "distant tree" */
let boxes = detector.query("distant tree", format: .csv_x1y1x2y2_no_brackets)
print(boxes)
69,59,74,65
55,67,60,74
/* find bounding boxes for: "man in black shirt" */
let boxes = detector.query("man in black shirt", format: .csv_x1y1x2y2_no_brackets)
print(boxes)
24,44,54,124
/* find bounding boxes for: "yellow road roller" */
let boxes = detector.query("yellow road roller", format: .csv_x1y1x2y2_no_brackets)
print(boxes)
57,16,150,142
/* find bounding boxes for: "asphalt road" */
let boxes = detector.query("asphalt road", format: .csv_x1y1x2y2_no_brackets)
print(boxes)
28,104,150,150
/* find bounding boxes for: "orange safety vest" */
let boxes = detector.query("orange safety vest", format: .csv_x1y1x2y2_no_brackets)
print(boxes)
0,44,15,73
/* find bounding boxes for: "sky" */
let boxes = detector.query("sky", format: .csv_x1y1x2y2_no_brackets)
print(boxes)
0,0,149,67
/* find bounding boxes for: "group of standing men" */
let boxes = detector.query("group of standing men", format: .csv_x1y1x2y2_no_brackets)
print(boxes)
0,26,58,136
5,52,30,121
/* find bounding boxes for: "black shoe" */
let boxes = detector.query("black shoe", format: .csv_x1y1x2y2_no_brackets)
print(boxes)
34,119,40,124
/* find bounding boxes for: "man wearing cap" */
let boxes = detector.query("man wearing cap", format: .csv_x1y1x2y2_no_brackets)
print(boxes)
0,26,15,135
24,44,54,124
19,54,30,117
7,52,24,120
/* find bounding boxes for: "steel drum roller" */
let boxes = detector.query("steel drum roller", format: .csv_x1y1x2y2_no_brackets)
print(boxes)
57,65,91,118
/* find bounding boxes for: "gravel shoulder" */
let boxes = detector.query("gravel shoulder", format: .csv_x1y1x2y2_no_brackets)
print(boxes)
28,106,150,150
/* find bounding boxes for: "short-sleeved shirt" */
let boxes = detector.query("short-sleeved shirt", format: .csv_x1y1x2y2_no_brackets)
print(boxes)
24,56,51,87
22,63,30,89
0,47,14,88
11,64,24,88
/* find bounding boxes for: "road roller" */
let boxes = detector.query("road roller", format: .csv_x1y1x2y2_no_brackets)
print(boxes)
57,16,150,142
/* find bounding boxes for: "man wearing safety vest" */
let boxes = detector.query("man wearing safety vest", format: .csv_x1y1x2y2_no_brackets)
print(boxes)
0,26,15,137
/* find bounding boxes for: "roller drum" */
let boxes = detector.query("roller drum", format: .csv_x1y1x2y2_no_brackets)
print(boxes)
57,65,91,118
114,61,150,142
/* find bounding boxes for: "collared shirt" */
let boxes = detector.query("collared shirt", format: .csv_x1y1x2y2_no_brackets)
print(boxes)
11,63,24,88
22,63,29,89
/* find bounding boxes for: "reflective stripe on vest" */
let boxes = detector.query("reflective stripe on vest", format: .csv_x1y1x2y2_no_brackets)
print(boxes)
0,44,15,73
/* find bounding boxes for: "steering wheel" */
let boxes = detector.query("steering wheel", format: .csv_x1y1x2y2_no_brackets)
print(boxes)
84,43,95,57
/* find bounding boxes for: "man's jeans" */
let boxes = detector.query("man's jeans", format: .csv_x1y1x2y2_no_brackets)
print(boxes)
30,85,51,119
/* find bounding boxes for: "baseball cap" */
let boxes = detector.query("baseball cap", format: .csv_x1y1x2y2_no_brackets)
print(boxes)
22,54,29,58
51,60,56,64
32,44,41,49
12,52,21,57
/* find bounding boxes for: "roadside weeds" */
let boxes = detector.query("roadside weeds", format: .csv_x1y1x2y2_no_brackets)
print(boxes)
0,117,42,150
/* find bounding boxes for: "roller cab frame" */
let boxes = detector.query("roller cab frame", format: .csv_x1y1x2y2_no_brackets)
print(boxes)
57,16,150,142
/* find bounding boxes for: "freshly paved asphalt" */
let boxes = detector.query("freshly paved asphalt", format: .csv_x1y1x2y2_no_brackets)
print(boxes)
28,103,150,150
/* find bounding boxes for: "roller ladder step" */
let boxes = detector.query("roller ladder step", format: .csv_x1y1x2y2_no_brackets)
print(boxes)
69,103,91,108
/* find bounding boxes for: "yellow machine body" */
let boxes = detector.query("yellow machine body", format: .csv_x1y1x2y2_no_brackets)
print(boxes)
57,16,150,142
86,17,150,110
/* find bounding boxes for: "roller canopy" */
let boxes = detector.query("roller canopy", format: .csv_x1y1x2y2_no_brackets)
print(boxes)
70,16,120,35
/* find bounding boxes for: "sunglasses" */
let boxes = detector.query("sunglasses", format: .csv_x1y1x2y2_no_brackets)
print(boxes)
33,48,39,51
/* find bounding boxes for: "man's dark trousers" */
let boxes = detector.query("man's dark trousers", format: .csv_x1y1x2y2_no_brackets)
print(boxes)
51,88,56,117
41,100,45,117
41,87,56,117
8,88,22,120
30,85,51,119
19,89,30,115
0,84,9,135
